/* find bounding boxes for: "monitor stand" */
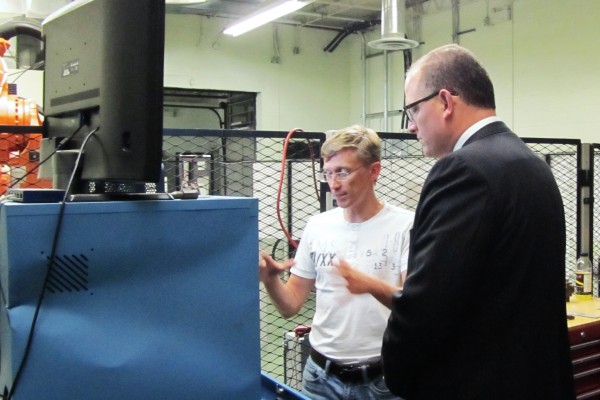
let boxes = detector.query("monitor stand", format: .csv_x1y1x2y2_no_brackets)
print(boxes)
69,180,175,202
69,192,174,202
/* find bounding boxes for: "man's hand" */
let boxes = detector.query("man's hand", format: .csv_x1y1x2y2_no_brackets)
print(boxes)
259,250,294,283
334,257,375,294
258,251,313,319
334,256,402,309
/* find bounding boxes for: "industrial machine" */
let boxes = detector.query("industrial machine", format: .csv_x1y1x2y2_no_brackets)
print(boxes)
0,37,50,195
0,197,309,399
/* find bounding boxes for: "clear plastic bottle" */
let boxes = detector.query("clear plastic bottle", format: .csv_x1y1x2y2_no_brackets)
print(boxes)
575,254,593,301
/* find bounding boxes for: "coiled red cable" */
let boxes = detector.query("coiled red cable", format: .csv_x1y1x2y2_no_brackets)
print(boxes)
276,128,303,249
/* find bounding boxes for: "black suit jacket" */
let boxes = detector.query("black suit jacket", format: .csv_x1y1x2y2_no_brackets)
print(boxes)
382,122,575,399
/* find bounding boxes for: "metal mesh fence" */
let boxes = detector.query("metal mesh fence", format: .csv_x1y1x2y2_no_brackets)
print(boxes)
0,133,51,196
593,144,600,296
0,129,585,389
162,129,324,387
161,129,582,389
523,139,581,294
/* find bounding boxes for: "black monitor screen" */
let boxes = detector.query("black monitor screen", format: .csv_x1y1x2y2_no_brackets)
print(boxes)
42,0,165,195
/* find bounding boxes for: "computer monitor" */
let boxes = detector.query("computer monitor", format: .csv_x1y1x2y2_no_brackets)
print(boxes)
42,0,165,198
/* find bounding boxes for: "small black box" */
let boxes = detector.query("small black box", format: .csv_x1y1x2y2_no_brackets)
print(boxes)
7,189,66,203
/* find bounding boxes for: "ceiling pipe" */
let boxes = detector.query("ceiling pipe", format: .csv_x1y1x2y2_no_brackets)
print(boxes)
368,0,418,50
323,19,378,52
452,0,459,44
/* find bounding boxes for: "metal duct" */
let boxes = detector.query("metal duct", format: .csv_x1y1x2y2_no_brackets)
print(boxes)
0,18,42,41
368,0,418,50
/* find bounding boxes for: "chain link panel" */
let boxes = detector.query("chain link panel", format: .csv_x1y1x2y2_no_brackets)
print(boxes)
593,145,600,296
0,130,584,388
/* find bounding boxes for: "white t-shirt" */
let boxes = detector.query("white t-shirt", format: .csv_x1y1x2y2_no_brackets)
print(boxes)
291,202,414,362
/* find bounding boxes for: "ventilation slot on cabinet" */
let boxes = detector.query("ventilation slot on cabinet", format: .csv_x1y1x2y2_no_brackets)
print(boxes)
45,254,90,294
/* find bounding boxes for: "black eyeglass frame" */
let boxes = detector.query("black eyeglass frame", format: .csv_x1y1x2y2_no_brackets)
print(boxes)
402,90,459,122
402,91,439,122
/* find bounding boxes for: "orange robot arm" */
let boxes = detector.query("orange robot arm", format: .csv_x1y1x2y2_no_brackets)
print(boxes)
0,37,51,195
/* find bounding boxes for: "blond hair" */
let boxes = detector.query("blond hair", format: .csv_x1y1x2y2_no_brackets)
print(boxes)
321,125,381,164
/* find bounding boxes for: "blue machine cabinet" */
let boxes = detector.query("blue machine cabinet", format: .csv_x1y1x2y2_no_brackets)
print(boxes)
0,197,276,399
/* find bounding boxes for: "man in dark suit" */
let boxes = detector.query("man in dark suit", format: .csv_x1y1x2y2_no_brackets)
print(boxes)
381,44,575,399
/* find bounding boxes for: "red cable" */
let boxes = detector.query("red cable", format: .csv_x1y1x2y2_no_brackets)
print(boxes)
276,128,303,249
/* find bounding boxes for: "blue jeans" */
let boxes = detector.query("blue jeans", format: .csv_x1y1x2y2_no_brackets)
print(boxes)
301,356,403,400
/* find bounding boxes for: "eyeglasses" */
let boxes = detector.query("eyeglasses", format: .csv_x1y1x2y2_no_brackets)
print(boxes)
402,90,459,122
402,91,439,122
320,166,363,183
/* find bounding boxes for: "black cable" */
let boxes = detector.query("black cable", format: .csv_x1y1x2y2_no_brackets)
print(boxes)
323,20,378,53
5,127,98,400
306,139,320,202
7,60,45,83
271,238,283,259
7,124,84,191
323,30,348,52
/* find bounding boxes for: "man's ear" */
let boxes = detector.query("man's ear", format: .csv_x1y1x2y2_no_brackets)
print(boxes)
370,161,382,181
440,89,457,119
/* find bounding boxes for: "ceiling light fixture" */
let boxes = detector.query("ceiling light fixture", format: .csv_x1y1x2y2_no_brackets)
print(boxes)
165,0,207,4
223,0,314,37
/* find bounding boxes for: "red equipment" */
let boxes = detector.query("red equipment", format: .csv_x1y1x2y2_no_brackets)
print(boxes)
0,37,51,195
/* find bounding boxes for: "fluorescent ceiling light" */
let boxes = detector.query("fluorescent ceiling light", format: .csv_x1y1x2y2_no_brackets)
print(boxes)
223,0,314,37
166,0,207,4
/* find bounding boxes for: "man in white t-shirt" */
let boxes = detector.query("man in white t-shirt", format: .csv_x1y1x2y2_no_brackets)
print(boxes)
260,125,413,400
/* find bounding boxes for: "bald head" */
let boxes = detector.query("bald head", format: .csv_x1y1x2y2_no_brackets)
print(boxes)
407,44,496,110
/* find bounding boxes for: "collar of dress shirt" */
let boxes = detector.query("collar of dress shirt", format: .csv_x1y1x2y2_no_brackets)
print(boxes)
453,116,502,151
